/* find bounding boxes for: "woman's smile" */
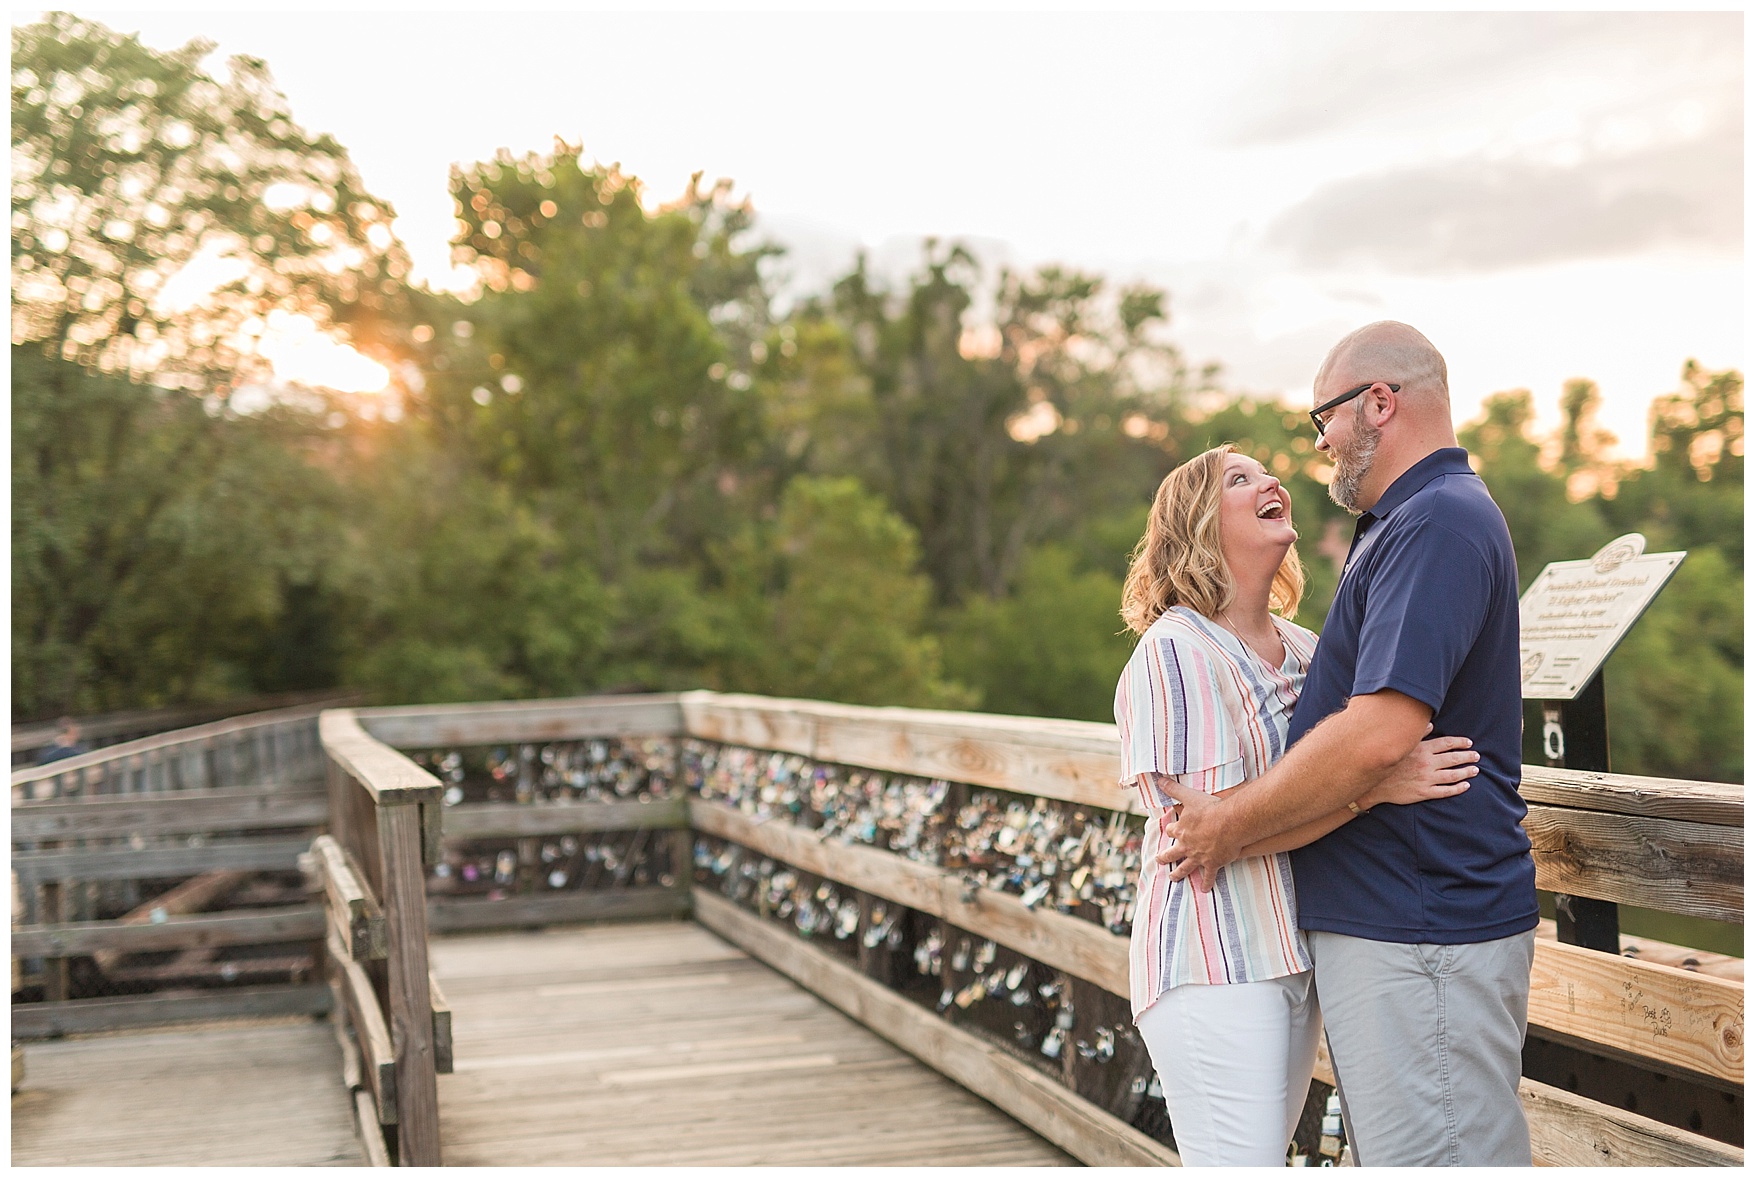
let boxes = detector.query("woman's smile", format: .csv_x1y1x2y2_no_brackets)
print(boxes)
1221,456,1296,546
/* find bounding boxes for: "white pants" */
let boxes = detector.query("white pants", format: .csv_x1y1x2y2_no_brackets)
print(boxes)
1135,971,1321,1167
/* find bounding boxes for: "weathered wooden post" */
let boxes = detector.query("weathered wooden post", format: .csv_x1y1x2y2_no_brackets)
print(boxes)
1519,533,1685,953
1538,673,1619,949
319,710,444,1166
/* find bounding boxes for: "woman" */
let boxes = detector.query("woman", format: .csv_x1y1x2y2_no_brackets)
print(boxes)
1115,444,1477,1166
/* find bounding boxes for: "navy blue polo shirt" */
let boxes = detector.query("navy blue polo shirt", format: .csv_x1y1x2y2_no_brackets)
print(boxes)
1289,447,1537,944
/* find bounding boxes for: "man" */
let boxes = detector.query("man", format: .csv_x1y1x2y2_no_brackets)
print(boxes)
1155,321,1537,1166
35,717,88,765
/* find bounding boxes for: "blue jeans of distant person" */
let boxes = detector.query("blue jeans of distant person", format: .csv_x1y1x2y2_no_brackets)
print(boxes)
1309,928,1536,1166
1135,970,1321,1166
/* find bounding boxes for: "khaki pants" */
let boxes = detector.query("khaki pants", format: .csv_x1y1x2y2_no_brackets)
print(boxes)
1308,928,1536,1167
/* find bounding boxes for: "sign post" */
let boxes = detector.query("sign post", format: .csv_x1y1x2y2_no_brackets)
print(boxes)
1518,534,1685,954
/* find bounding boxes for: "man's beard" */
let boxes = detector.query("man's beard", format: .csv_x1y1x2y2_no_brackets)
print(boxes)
1327,413,1381,513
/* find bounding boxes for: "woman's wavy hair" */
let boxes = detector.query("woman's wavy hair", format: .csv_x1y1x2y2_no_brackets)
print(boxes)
1120,444,1305,635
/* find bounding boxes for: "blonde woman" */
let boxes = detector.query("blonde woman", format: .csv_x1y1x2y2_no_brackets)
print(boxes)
1115,444,1478,1166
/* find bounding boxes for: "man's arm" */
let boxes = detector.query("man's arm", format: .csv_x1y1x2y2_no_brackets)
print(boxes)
1236,809,1356,860
1155,688,1433,889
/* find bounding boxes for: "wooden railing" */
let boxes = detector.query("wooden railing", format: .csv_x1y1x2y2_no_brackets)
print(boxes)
317,709,447,1167
342,690,1742,1168
21,692,1731,1164
10,689,362,766
11,703,329,803
10,706,331,1027
356,694,692,934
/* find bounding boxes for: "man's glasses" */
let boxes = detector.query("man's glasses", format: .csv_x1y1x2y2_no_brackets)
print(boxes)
1310,381,1399,438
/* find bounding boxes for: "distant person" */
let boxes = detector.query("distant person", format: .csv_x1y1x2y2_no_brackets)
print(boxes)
1114,442,1477,1165
35,717,88,765
1156,322,1538,1165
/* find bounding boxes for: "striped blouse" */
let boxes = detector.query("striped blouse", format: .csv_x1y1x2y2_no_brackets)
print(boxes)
1115,605,1321,1020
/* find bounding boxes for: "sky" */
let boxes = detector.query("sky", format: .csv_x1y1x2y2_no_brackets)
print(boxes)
46,9,1745,461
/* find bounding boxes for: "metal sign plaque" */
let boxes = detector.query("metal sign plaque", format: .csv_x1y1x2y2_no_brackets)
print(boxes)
1519,534,1685,700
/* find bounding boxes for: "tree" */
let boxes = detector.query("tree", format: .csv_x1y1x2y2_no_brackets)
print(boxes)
420,143,772,577
940,545,1131,722
321,421,618,705
1602,547,1742,783
1601,362,1743,566
1555,378,1621,500
1592,363,1743,780
710,476,972,708
11,14,408,394
1449,370,1743,782
823,245,1202,605
10,14,407,719
11,345,342,717
1461,389,1614,590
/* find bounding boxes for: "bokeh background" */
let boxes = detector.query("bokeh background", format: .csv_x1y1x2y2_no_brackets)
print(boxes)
11,11,1742,785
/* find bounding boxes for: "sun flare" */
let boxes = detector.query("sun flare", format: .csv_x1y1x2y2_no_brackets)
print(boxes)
257,310,390,394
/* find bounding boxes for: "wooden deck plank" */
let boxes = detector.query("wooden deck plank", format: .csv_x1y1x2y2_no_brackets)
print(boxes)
430,921,1074,1166
10,1020,365,1166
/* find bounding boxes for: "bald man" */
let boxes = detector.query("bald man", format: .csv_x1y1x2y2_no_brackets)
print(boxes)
1155,322,1537,1165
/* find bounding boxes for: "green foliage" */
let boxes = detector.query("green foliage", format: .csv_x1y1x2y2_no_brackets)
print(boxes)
11,14,407,392
1601,363,1743,566
710,476,972,709
941,545,1132,722
11,345,340,716
1461,389,1614,588
1466,370,1743,782
1601,548,1743,783
817,245,1198,604
402,144,777,604
323,425,615,704
10,15,1740,790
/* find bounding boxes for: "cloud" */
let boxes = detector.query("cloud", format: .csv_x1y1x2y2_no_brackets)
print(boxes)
1217,12,1741,148
1262,125,1742,274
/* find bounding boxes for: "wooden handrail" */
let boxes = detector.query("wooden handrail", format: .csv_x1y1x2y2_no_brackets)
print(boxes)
319,711,442,806
679,691,1130,811
355,689,1743,927
341,690,1745,832
1526,804,1742,921
11,689,364,757
691,797,1743,1087
354,692,685,749
442,796,688,839
344,690,1742,1167
319,707,442,1166
10,702,329,792
677,690,1745,824
1517,765,1743,826
12,786,327,840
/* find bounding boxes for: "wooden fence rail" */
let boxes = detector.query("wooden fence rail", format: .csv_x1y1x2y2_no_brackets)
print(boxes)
317,709,445,1167
11,703,330,803
11,689,362,765
15,692,1733,1165
426,799,691,934
346,690,1742,1168
11,708,330,1014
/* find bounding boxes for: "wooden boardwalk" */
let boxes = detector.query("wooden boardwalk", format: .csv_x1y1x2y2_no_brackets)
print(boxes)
431,919,1076,1166
10,1018,364,1166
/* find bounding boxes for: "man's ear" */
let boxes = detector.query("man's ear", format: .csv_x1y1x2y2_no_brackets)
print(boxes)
1366,383,1397,427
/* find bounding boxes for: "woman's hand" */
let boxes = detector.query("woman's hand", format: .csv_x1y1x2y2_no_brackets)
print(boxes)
1360,728,1478,810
